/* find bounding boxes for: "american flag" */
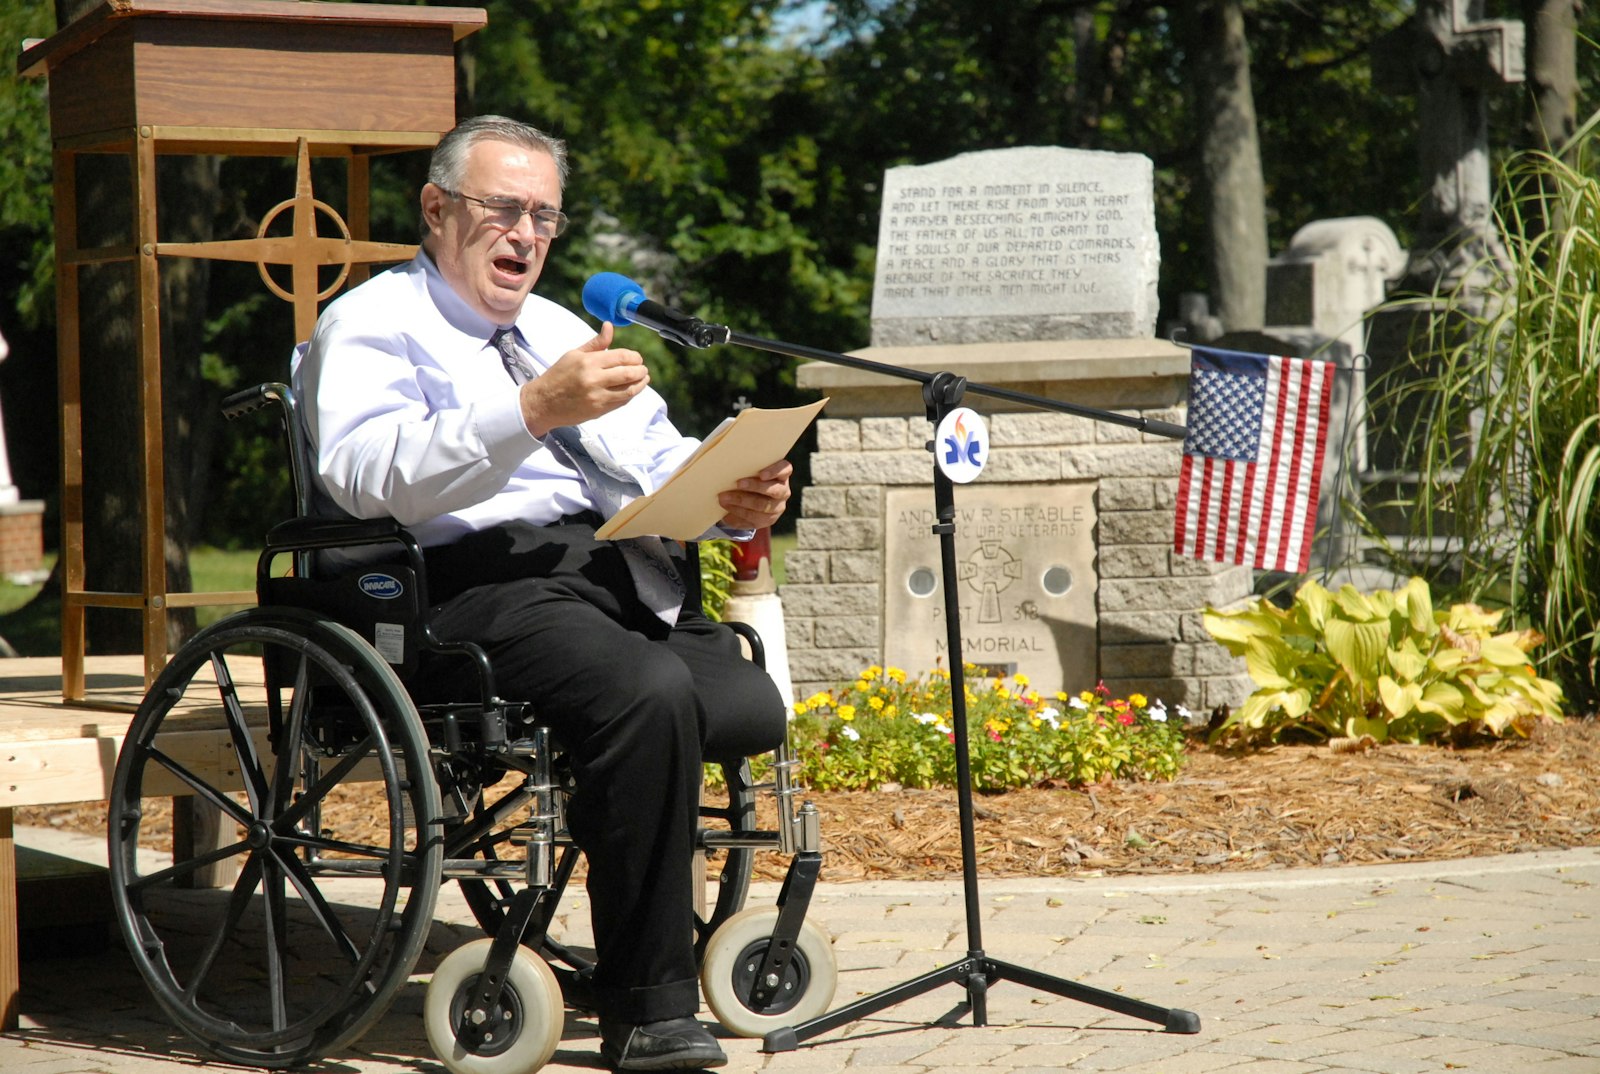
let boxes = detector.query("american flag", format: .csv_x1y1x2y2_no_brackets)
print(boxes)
1173,347,1334,574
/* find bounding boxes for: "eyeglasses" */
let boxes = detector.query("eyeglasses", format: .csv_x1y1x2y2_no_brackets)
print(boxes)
441,187,569,239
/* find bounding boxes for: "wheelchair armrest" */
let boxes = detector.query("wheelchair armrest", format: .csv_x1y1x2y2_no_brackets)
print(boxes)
259,516,431,607
723,619,767,670
222,382,291,422
264,515,409,553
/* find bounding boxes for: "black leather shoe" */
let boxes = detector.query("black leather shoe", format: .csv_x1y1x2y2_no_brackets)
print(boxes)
599,1016,728,1071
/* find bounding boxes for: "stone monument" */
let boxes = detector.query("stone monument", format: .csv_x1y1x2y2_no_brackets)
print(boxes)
1373,0,1523,298
783,146,1252,710
1363,0,1524,554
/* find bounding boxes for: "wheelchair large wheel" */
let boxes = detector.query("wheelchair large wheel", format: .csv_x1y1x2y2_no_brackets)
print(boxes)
454,757,760,961
425,938,565,1074
700,905,837,1038
108,607,443,1067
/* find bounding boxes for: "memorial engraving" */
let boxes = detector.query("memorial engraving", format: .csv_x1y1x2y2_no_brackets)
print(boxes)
883,483,1098,697
870,146,1159,346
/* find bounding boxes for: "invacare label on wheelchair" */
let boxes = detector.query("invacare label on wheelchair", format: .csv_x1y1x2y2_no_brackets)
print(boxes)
359,573,406,599
374,622,406,664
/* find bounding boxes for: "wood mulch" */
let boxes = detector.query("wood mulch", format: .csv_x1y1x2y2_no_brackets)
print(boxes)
751,716,1600,882
25,718,1600,884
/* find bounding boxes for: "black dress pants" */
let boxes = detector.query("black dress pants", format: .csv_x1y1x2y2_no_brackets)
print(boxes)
413,519,787,1022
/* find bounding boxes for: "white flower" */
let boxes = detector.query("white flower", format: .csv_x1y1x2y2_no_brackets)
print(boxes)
1038,706,1061,727
935,723,952,735
1068,696,1089,711
1176,704,1193,723
841,725,861,742
912,712,940,725
1149,701,1168,723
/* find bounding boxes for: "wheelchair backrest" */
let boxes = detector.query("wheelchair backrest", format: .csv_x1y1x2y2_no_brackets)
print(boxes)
223,381,428,678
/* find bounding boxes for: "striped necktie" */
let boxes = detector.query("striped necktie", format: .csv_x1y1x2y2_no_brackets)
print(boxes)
493,329,685,625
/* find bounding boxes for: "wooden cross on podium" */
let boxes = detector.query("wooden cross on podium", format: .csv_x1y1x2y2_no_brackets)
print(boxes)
158,139,418,342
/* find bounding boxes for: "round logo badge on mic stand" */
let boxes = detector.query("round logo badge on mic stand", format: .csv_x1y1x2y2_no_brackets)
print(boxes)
934,407,988,484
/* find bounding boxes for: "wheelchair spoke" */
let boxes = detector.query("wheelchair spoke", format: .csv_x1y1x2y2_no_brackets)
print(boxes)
265,649,312,817
272,731,381,835
182,852,266,1005
275,849,364,966
274,830,396,862
127,838,252,892
139,745,257,830
260,854,291,1033
209,649,269,813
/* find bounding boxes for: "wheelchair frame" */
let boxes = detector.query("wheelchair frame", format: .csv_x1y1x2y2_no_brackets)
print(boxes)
105,382,830,1071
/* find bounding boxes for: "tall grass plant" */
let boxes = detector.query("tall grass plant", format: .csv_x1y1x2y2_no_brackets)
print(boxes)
1357,115,1600,711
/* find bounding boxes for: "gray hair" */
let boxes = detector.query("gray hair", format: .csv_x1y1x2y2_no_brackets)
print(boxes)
421,116,569,234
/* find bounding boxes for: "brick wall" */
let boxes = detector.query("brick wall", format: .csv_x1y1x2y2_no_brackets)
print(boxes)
0,503,44,576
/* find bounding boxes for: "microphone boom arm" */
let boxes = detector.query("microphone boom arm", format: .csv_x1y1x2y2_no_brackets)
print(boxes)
722,328,1188,441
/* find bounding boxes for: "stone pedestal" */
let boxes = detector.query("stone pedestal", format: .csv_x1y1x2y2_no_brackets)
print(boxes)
783,339,1253,709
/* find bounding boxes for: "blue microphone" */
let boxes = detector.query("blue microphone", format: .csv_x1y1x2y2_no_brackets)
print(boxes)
582,272,730,349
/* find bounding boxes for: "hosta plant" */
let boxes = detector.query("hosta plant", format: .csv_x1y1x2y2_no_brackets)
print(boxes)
1204,577,1564,745
785,666,1187,791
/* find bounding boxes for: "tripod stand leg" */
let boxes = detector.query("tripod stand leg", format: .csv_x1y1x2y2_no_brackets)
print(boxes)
985,958,1201,1033
761,956,983,1052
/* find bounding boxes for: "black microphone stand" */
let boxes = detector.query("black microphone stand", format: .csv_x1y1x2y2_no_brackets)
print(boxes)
703,326,1202,1050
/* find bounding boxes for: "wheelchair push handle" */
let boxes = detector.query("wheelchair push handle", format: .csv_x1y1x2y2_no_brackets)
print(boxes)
222,382,292,422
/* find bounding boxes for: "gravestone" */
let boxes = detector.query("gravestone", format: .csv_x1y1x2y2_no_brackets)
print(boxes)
785,147,1251,711
1255,217,1406,567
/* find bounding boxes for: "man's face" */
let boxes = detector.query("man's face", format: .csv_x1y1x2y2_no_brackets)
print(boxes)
421,139,563,324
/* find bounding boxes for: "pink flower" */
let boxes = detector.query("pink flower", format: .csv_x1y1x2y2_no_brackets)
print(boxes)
1116,711,1135,726
988,729,1002,741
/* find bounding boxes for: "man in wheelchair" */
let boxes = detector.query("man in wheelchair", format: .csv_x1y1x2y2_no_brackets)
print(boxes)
291,114,791,1071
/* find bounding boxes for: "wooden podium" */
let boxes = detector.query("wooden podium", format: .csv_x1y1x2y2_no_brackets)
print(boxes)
18,1,486,700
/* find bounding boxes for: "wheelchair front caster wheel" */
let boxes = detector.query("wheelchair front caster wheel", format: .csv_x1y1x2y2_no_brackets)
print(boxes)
426,939,564,1074
700,906,838,1038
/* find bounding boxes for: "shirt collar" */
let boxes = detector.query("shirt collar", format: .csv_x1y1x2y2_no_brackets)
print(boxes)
414,247,507,342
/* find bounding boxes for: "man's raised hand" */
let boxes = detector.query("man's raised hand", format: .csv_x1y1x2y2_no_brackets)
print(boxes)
519,321,649,438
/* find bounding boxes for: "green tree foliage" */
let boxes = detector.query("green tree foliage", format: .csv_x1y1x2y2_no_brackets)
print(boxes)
0,3,55,321
799,1,1419,315
460,0,871,436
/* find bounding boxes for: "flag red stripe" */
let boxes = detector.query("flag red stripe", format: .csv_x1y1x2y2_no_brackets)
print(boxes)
1276,359,1312,570
1255,358,1290,568
1291,361,1337,572
1177,454,1190,553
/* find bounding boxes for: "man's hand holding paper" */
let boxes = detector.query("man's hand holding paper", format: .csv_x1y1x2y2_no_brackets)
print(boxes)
594,398,827,541
718,459,794,530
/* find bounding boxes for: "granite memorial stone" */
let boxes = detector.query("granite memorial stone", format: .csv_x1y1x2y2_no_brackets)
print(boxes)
871,146,1160,346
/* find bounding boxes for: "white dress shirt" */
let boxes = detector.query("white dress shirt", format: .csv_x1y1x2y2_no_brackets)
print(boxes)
291,251,702,550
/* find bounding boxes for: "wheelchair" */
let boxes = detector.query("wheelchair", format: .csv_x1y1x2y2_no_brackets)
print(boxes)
106,382,835,1071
